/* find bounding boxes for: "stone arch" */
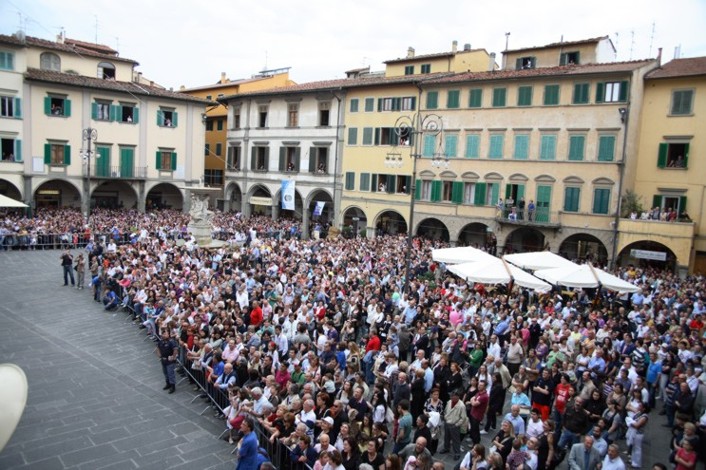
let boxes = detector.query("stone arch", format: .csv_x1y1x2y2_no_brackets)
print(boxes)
617,240,678,271
502,226,547,255
373,209,407,237
225,181,243,213
558,233,609,265
306,189,334,223
247,184,275,217
416,217,450,242
146,182,184,210
33,179,82,209
458,222,493,249
0,178,22,200
341,206,367,238
92,180,139,210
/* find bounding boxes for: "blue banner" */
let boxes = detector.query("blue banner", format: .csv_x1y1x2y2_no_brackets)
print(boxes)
281,180,295,210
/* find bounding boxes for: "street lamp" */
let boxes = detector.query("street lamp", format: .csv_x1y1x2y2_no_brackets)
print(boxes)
386,112,445,294
81,127,98,231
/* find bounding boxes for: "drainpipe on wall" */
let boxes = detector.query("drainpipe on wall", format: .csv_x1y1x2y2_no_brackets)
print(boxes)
611,102,630,269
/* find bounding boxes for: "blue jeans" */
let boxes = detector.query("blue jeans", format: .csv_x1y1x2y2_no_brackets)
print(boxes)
557,428,580,450
63,265,75,285
162,360,176,385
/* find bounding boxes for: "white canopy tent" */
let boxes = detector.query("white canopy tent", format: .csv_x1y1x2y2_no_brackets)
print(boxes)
503,251,577,271
0,194,27,208
533,263,639,293
447,257,552,292
431,246,495,265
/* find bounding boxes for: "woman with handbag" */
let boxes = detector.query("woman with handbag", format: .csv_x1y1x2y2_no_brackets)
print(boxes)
490,420,515,465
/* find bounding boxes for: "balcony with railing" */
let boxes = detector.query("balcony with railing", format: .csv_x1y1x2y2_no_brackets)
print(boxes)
495,207,561,229
85,165,147,179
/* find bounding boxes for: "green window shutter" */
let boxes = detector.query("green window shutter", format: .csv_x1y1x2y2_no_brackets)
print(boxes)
414,179,421,200
452,181,464,204
110,105,119,121
540,135,556,160
157,109,163,126
505,184,512,198
294,147,301,170
492,88,506,107
392,98,401,111
595,82,605,103
349,99,359,113
171,152,177,170
157,150,163,170
490,183,499,205
514,134,529,160
431,181,442,202
377,98,383,112
362,127,373,145
489,135,504,159
14,139,21,161
564,187,580,212
345,172,355,190
618,81,629,102
568,135,585,161
348,127,358,145
279,147,286,171
44,143,51,164
132,107,139,123
13,97,21,118
64,99,71,117
657,143,668,168
445,135,458,158
560,53,567,66
360,173,370,191
474,183,487,205
593,188,610,214
517,184,525,200
172,112,178,127
64,144,71,165
597,136,615,162
573,83,589,104
683,143,690,167
447,90,460,109
426,91,438,109
44,96,52,115
386,175,395,194
515,58,523,70
371,174,378,192
92,102,99,120
364,98,374,112
423,135,436,157
309,147,317,172
465,134,480,158
518,86,532,106
469,89,482,108
679,196,687,214
544,85,559,105
652,195,662,208
410,97,416,110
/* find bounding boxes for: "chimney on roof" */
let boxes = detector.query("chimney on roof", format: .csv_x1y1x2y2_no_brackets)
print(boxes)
657,47,662,67
220,72,227,84
407,47,415,58
452,40,458,53
463,43,471,51
489,52,496,72
56,29,65,44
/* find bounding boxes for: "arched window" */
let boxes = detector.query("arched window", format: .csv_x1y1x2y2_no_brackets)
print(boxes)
97,62,115,79
40,52,61,71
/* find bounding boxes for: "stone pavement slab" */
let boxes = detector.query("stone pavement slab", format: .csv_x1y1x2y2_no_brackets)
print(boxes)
0,250,235,470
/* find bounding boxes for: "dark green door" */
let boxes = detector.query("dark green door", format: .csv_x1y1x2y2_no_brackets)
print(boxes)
95,146,110,177
535,185,552,222
120,147,134,178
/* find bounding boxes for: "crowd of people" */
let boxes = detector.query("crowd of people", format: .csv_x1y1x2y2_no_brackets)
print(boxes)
16,205,705,470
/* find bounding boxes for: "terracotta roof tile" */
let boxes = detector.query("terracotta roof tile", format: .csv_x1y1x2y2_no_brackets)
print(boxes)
24,68,212,105
0,34,138,64
504,36,611,54
219,72,454,101
646,57,706,79
425,59,656,85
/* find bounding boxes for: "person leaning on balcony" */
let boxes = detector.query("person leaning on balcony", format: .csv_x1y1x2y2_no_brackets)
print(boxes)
527,200,536,221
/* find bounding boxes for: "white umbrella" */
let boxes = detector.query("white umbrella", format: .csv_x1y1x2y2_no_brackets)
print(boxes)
448,258,551,292
533,263,638,293
0,194,27,208
503,251,576,271
431,246,495,265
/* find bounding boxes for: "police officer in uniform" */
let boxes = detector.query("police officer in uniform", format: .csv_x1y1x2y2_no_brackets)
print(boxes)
156,329,178,393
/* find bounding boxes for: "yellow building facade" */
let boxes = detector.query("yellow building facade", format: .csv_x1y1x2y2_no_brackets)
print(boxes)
181,69,293,209
625,57,706,274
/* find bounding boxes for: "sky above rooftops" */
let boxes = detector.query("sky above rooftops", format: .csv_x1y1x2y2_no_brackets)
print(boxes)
1,0,704,90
